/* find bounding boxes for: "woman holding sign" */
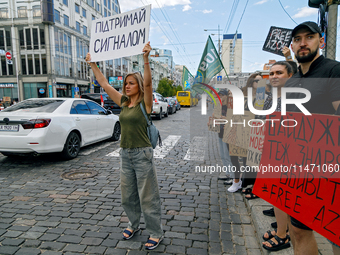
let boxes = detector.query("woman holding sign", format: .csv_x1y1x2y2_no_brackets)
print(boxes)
260,61,294,252
85,42,163,250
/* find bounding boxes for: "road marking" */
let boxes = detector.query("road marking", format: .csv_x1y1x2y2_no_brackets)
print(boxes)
184,136,206,161
154,135,181,159
106,148,121,157
105,135,181,159
79,141,118,156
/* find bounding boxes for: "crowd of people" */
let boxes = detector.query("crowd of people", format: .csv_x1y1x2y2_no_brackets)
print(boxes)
213,21,340,254
83,20,340,253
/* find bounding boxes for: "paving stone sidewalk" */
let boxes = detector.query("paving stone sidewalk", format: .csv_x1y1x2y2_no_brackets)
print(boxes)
0,125,265,255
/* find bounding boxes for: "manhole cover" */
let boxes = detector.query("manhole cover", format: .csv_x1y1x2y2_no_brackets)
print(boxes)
61,170,98,180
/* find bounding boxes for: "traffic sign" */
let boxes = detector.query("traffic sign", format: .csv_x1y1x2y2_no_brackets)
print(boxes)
74,87,79,92
5,52,12,60
217,76,222,81
7,60,12,65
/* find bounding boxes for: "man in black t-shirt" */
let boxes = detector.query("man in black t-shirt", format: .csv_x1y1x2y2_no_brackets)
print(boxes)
285,21,340,255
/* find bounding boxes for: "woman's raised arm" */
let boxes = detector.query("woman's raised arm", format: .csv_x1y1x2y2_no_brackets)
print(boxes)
85,53,122,106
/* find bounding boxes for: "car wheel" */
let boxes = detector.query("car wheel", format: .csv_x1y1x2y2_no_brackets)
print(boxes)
164,109,169,117
62,132,80,159
111,122,121,141
157,109,162,120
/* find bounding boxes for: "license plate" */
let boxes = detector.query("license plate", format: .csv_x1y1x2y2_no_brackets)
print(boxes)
0,125,19,132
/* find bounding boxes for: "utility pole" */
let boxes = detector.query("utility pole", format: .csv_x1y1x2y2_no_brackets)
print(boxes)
325,0,338,60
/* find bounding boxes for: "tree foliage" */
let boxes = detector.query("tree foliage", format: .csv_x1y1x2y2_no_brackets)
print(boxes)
156,78,176,97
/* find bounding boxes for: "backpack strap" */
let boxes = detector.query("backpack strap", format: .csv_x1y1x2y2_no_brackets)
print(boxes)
139,102,151,127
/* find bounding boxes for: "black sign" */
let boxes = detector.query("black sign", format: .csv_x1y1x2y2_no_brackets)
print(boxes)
262,26,293,56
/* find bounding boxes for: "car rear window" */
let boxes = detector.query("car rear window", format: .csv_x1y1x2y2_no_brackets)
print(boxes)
2,100,65,113
178,92,188,97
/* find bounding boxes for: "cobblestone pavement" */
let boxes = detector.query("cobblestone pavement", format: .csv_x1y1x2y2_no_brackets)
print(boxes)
0,103,263,255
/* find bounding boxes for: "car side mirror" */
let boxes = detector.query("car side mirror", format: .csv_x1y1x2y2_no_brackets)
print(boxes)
106,110,113,115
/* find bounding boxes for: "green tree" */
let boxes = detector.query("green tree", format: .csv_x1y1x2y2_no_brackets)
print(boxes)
156,78,176,97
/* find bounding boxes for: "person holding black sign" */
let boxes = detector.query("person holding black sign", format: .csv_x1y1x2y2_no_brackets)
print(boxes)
85,42,164,250
285,21,340,255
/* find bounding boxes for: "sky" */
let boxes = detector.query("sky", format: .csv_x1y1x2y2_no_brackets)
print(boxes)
119,0,340,75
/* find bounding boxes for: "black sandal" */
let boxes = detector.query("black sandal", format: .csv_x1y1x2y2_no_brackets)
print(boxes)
242,188,252,194
263,230,276,241
263,235,291,251
122,228,140,240
245,192,258,200
145,236,164,250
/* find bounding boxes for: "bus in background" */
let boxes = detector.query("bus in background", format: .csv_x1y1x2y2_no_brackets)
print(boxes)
176,91,198,107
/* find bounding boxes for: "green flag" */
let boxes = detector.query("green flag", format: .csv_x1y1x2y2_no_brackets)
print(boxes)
182,66,194,91
193,35,225,88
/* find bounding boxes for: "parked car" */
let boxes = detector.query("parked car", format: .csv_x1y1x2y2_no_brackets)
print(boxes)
172,98,181,111
81,93,121,114
165,97,177,114
152,93,168,120
0,98,120,159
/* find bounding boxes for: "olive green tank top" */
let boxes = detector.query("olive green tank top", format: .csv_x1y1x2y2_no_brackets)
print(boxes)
119,95,152,148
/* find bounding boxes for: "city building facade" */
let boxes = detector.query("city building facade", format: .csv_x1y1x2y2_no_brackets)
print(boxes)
221,33,242,74
0,0,134,101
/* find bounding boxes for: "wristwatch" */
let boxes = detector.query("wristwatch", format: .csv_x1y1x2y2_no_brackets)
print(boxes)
286,56,292,60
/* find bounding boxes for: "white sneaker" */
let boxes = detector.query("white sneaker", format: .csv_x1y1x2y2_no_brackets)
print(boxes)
227,180,242,193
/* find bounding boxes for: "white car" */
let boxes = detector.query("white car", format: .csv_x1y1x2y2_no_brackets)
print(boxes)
0,98,120,159
152,92,168,120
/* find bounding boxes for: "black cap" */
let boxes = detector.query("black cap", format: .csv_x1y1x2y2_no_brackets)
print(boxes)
292,21,322,37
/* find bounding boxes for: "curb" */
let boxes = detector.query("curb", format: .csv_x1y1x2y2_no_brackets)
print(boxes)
245,197,294,255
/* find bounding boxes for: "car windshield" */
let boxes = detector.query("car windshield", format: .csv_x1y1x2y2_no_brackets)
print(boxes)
2,99,65,113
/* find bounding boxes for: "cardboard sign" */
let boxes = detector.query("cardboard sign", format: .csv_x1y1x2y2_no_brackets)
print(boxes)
223,96,255,149
229,144,247,157
253,112,340,246
246,119,265,167
262,26,293,56
89,5,151,62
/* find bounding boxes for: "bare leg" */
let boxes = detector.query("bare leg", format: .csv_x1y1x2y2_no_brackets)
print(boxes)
332,244,340,255
291,226,318,255
262,207,289,248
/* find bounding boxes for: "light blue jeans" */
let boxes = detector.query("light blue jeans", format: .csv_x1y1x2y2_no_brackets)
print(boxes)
120,147,163,239
218,136,234,178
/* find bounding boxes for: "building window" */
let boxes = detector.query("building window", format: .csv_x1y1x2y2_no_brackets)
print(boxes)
104,9,107,17
82,8,86,17
83,26,87,36
96,3,100,12
115,5,118,13
32,5,41,17
63,14,69,26
54,9,60,22
92,15,95,20
0,8,8,18
89,0,95,8
108,0,111,10
63,0,68,6
75,4,80,13
76,21,80,32
18,6,27,18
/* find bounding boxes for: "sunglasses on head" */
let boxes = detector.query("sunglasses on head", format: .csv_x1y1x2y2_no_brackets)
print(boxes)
253,79,260,83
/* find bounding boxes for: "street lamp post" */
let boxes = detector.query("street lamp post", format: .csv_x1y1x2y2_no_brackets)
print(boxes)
204,25,222,57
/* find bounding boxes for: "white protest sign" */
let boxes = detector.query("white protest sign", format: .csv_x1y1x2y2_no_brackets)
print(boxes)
89,5,151,62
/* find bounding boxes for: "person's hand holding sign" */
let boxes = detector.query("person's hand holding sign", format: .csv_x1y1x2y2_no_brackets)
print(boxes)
282,46,292,61
142,41,152,61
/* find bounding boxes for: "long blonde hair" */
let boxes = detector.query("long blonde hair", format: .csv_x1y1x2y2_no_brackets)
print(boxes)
121,72,144,107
